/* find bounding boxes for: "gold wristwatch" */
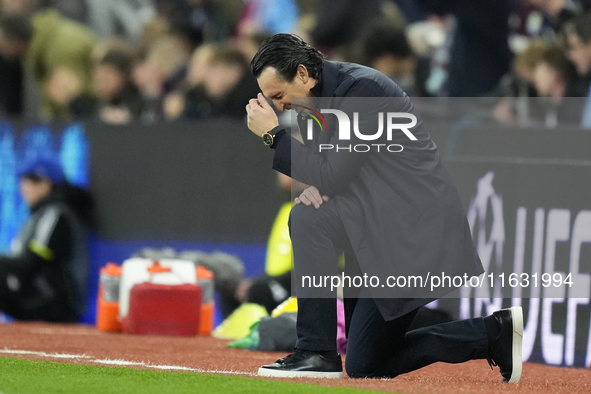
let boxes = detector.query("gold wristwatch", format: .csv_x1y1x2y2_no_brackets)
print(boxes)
262,127,280,148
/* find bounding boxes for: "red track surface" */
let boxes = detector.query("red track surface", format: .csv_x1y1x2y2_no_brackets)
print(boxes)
1,322,590,394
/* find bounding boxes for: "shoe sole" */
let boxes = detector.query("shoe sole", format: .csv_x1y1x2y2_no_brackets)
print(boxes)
507,306,523,383
258,367,344,379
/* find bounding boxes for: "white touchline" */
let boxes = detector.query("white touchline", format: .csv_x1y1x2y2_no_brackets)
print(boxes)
0,349,91,359
93,359,144,366
0,349,256,376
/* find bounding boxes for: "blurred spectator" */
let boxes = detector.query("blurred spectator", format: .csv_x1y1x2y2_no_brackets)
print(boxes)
563,12,591,126
493,38,547,99
93,49,143,123
309,0,404,52
0,156,92,322
532,42,585,124
153,0,230,48
420,0,513,97
513,39,548,89
490,38,544,125
90,37,133,64
235,0,299,38
533,42,581,98
0,11,26,116
163,43,212,119
233,31,270,63
140,15,170,50
493,38,584,125
0,11,96,120
186,42,215,86
43,0,155,44
352,18,425,96
527,0,583,33
71,47,144,123
0,0,36,13
133,34,191,120
165,42,259,120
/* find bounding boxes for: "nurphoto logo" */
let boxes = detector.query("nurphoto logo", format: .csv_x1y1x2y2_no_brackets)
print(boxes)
302,108,418,153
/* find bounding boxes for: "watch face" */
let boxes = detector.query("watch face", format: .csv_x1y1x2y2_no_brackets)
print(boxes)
262,133,274,147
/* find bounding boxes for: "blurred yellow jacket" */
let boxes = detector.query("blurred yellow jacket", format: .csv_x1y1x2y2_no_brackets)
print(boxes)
264,202,292,277
25,10,97,119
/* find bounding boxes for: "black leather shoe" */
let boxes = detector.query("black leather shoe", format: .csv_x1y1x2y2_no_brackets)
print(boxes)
487,306,523,383
258,349,343,378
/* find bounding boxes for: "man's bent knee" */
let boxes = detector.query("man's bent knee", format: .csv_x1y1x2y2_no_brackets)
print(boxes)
289,202,325,231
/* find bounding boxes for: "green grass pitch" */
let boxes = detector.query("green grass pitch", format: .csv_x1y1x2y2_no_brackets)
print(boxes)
0,357,385,394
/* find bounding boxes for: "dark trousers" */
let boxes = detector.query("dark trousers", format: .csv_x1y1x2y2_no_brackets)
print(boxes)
290,200,490,378
0,264,76,322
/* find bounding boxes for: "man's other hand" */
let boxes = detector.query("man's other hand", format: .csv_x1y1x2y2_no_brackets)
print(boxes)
246,93,280,137
295,186,329,209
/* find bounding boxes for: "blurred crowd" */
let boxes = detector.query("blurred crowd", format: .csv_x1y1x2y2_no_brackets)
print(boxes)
1,0,591,126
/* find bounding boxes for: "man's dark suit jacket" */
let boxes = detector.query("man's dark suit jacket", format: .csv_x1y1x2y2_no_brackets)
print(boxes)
271,60,483,321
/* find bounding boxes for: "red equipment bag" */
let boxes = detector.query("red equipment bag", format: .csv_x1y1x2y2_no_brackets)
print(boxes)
122,282,202,336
